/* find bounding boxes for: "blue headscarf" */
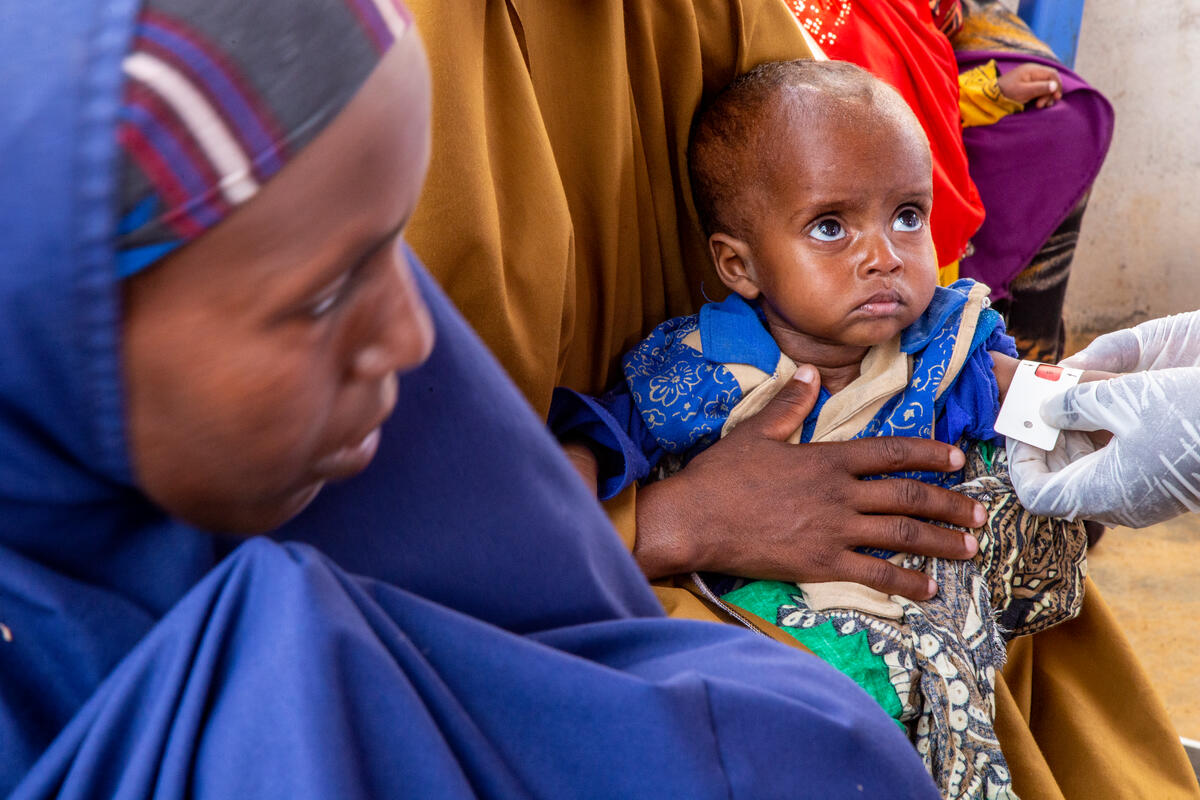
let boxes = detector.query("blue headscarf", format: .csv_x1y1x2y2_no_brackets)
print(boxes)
0,2,938,797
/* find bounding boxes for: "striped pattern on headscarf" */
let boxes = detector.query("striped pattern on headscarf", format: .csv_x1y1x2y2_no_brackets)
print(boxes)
115,0,413,277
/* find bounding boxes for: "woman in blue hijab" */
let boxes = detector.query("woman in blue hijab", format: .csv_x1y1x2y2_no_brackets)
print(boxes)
0,0,939,796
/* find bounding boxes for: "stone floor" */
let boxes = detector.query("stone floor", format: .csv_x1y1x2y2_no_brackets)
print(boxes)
1088,515,1200,740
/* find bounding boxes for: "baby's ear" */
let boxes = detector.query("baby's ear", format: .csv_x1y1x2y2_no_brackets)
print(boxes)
709,233,761,300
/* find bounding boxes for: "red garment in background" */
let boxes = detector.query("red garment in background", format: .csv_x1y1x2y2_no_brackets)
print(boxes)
788,0,983,266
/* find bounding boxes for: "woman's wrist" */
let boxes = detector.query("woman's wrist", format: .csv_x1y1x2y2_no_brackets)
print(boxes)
632,474,708,579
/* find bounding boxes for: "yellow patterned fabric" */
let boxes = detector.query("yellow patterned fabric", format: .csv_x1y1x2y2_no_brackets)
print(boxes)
953,0,1055,58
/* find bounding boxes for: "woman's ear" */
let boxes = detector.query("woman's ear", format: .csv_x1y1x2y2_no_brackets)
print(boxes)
709,233,761,300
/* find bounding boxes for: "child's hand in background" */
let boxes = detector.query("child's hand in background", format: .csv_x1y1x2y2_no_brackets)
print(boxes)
998,62,1063,108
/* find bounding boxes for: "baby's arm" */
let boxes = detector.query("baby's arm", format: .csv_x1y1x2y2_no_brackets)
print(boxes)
990,351,1019,399
990,351,1113,447
562,441,601,494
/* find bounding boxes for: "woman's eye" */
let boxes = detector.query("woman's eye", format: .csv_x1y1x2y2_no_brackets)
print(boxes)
309,293,339,318
893,208,923,232
307,275,351,318
810,218,845,242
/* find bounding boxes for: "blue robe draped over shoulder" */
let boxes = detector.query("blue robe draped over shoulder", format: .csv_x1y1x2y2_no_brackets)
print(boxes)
0,2,937,797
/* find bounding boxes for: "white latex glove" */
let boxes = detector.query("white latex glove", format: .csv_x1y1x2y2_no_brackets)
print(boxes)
1009,311,1200,527
1058,310,1200,372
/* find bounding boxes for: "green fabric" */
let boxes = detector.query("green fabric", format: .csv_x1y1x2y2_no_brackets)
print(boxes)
978,439,996,473
722,580,905,728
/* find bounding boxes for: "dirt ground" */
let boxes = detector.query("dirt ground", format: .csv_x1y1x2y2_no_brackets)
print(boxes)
1088,515,1200,739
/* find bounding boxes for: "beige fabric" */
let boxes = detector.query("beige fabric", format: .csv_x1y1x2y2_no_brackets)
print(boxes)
810,336,909,441
800,580,901,618
800,554,906,619
718,336,911,443
718,353,797,437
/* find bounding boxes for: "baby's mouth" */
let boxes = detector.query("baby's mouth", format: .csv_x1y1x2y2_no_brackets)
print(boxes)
856,289,904,316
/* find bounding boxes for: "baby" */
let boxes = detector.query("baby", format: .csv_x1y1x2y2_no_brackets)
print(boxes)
560,60,1094,799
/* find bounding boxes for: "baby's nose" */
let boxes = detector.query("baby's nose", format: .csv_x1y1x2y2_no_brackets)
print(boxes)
859,232,903,275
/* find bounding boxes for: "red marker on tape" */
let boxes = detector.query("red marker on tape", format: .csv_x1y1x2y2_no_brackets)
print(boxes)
1034,364,1063,381
995,360,1083,450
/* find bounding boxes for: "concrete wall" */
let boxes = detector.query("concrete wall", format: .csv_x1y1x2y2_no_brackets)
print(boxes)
1064,1,1200,348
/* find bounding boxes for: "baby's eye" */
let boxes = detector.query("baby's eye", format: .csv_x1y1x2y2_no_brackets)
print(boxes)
809,218,845,242
893,208,924,232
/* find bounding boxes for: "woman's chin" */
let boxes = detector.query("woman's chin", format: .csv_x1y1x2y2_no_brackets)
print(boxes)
174,480,328,535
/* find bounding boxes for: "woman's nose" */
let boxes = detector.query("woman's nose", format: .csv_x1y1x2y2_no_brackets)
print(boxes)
352,241,435,380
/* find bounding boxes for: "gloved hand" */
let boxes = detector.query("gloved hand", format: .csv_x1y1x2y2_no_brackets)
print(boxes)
1009,311,1200,528
1058,310,1200,372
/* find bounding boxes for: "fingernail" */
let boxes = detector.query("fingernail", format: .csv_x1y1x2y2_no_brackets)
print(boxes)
972,503,986,527
963,534,979,556
926,579,938,598
793,364,817,384
948,448,965,469
1048,80,1058,93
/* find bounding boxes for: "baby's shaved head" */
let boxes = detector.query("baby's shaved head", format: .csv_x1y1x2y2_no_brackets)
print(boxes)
688,59,929,242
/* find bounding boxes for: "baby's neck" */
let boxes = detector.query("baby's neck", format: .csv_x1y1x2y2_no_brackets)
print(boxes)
765,320,870,395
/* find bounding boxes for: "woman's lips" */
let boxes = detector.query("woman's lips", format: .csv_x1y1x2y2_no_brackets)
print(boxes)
313,379,398,482
313,427,382,480
855,289,904,316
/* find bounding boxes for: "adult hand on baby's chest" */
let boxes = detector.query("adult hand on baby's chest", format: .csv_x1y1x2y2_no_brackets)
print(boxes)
634,368,985,601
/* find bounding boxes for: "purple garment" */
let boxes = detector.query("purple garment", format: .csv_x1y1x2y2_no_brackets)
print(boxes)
957,52,1114,300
